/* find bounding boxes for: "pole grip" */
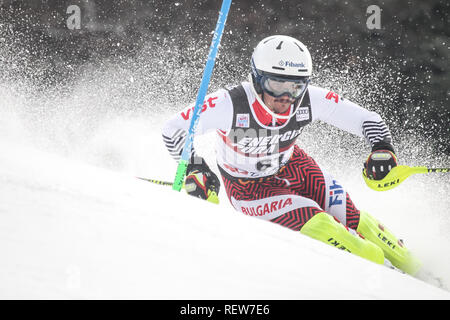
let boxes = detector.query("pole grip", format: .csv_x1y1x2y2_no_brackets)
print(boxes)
173,159,188,191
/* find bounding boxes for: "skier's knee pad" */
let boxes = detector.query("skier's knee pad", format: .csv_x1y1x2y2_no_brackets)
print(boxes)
356,211,421,275
300,212,384,265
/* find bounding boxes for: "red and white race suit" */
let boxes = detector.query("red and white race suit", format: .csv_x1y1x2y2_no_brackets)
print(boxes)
162,82,392,231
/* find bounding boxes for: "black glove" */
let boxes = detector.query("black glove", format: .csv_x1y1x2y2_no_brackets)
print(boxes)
184,156,220,200
364,149,398,180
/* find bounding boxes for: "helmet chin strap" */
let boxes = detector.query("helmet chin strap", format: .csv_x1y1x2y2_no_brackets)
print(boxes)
248,74,307,121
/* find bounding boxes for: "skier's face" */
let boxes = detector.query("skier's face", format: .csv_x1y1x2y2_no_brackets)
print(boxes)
262,92,295,114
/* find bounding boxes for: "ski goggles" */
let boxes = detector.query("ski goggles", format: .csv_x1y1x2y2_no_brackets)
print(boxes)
260,75,309,99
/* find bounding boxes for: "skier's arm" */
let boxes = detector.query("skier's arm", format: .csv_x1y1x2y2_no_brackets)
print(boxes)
161,89,233,199
308,85,397,179
161,88,233,161
308,85,394,152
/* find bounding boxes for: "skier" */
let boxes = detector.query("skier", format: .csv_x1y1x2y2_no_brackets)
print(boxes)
162,35,421,275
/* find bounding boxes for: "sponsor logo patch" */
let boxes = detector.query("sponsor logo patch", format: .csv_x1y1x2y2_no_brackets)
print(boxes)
241,198,293,216
296,107,310,121
329,180,344,207
377,179,400,189
181,96,218,120
230,129,302,155
236,113,250,128
325,91,339,103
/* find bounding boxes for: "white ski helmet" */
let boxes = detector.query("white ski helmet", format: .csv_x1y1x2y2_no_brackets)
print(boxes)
250,35,312,119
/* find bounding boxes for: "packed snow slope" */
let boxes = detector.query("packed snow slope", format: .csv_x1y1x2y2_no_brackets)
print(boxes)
0,135,449,299
1,40,449,299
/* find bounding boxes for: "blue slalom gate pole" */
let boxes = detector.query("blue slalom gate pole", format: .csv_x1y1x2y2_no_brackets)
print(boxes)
172,0,232,191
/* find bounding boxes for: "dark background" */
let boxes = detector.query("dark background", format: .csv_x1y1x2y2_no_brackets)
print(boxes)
0,0,448,155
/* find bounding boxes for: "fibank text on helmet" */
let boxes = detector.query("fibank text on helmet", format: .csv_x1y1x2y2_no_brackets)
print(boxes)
284,61,305,68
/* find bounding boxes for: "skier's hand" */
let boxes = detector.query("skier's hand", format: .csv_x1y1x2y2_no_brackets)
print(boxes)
364,150,398,180
185,157,220,201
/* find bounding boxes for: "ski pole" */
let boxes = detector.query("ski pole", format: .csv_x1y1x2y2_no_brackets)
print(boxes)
363,165,450,191
172,0,232,192
137,177,174,186
137,177,220,204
